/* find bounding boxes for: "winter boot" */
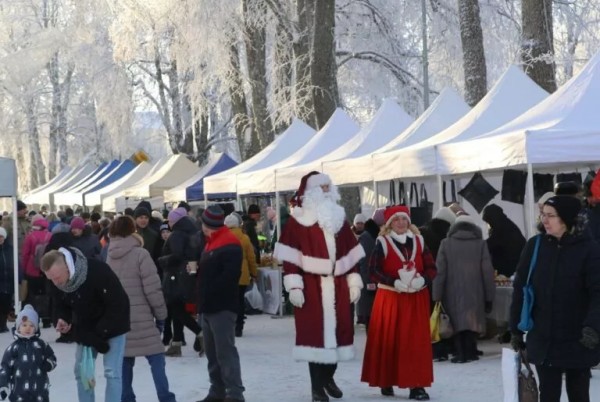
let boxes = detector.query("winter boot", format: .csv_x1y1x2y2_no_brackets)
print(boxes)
323,364,342,399
165,341,182,357
193,333,205,357
309,363,329,402
380,387,394,397
409,388,430,400
451,332,466,363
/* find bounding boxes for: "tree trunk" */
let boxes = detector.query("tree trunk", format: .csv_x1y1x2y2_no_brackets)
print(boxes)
243,0,274,151
311,0,339,128
563,9,578,80
294,0,317,128
194,109,210,166
24,97,46,189
168,60,192,155
339,187,361,225
14,136,26,192
457,0,487,106
228,42,252,160
273,22,293,133
181,86,196,161
47,53,60,178
58,64,74,171
521,0,556,93
153,46,178,154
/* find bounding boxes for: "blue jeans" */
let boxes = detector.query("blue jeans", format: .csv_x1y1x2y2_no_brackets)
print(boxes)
122,353,176,402
74,334,126,402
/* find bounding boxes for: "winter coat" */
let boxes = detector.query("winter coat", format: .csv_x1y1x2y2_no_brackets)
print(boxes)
481,204,526,277
1,216,31,262
0,331,56,402
243,218,260,264
71,231,101,260
137,226,159,260
229,227,258,286
357,219,379,320
197,226,242,314
158,216,202,304
433,221,495,334
106,234,167,357
21,229,52,278
50,257,130,350
419,218,451,260
584,205,600,241
0,242,14,295
510,232,600,368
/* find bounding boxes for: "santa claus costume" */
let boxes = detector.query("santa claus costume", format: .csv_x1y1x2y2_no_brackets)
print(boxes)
361,206,436,401
274,171,364,402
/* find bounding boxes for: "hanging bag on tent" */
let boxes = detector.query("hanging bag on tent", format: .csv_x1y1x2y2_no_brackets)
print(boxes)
518,235,541,332
443,180,458,206
409,183,433,227
398,181,407,205
389,180,397,205
457,172,499,213
501,170,528,204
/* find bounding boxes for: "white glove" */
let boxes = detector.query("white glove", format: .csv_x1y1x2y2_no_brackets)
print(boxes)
398,268,416,286
394,280,409,293
289,289,305,308
349,287,361,304
410,275,425,291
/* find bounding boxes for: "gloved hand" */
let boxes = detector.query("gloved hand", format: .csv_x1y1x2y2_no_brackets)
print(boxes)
394,279,409,293
349,287,361,304
510,333,526,352
79,331,110,354
410,275,425,291
155,319,165,334
485,301,493,314
398,268,416,286
0,386,8,400
579,326,600,350
42,357,57,372
288,289,305,308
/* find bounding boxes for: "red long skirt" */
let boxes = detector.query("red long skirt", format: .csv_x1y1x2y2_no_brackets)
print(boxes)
361,287,433,388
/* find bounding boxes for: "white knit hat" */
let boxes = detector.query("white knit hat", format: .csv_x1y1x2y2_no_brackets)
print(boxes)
434,207,456,225
224,212,242,228
353,213,367,225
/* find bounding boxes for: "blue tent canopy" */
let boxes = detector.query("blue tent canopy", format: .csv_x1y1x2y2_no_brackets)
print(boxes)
187,153,238,201
84,160,135,194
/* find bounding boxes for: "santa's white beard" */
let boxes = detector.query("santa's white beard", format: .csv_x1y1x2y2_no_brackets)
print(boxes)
302,186,346,234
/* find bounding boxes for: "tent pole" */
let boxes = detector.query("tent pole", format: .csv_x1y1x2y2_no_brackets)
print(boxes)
12,196,20,314
436,174,443,210
526,163,536,238
275,191,284,318
373,180,379,208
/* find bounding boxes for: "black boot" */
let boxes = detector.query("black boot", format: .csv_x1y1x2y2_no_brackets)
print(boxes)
323,364,342,399
451,332,466,363
409,388,430,400
309,363,329,402
380,387,394,396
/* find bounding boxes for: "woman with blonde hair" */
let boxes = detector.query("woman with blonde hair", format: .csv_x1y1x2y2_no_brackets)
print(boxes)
361,205,436,400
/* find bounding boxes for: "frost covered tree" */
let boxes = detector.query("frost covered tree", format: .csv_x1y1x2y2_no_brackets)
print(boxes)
457,0,487,106
521,0,556,93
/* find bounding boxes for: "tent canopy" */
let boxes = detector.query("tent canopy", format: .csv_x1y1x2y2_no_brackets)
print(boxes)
164,153,238,202
371,65,549,181
437,51,600,174
0,158,17,197
23,163,97,207
53,160,121,206
324,88,470,186
204,119,315,197
236,108,360,195
94,162,153,211
22,166,72,199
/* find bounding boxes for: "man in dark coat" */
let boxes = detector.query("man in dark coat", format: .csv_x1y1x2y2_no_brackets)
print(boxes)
481,204,526,277
196,205,245,402
357,218,380,328
41,246,130,401
134,206,161,261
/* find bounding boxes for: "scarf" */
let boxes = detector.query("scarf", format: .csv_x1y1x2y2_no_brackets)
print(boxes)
57,247,88,293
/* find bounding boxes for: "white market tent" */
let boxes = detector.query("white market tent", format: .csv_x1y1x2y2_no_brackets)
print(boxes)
123,154,200,200
371,65,550,183
274,99,414,191
235,108,360,195
23,162,96,207
0,157,20,313
86,161,152,210
22,166,72,200
323,88,470,186
204,119,316,197
53,160,120,207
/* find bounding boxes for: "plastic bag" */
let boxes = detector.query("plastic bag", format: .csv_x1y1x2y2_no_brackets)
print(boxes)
502,348,519,402
79,346,96,391
430,302,441,343
244,282,263,311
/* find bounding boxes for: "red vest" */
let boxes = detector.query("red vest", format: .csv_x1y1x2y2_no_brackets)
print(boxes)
381,235,425,279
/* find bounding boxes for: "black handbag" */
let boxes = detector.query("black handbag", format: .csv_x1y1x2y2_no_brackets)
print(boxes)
557,172,582,185
457,172,499,213
398,182,407,205
518,350,539,402
533,173,554,201
389,180,396,205
443,180,457,206
501,169,528,204
409,183,434,227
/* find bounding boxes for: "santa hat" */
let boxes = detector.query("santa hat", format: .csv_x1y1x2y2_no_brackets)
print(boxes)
384,205,411,227
291,171,332,211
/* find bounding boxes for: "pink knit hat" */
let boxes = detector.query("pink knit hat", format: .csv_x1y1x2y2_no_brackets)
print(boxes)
70,217,85,230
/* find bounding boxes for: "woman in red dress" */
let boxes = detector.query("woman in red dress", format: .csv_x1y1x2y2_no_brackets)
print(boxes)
361,205,436,400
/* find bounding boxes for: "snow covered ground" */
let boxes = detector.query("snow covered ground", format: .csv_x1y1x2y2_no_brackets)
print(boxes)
2,314,598,401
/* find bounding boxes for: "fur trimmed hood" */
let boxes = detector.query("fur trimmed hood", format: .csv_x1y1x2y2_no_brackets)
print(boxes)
448,220,482,240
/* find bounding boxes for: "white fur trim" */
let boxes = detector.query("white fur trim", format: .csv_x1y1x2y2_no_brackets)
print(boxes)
334,244,366,276
385,211,411,227
346,272,363,289
273,242,303,268
58,247,75,279
292,205,317,227
323,231,336,263
273,242,335,275
283,274,304,291
455,215,477,226
321,275,337,349
306,173,331,190
293,346,338,364
336,345,355,361
376,236,388,257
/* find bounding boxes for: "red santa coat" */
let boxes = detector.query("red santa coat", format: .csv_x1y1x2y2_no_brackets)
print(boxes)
274,216,364,364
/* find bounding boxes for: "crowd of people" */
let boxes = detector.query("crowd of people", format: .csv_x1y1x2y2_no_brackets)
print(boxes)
0,171,598,402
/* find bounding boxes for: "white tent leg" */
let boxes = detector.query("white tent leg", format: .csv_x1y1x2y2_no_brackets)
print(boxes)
373,180,379,208
525,163,536,238
12,196,20,314
436,174,443,210
274,191,284,318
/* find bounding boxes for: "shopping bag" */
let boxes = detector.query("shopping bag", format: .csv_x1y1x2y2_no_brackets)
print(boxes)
439,304,454,339
409,183,434,227
79,346,96,391
244,282,263,311
430,302,441,343
502,348,519,402
518,350,539,402
501,170,528,204
458,172,499,213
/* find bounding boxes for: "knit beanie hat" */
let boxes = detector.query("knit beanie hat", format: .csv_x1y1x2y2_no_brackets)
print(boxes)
159,223,170,233
16,200,27,211
537,191,555,206
201,205,225,229
177,201,191,212
353,213,367,225
16,304,38,332
0,227,6,239
70,217,86,231
168,207,188,227
544,195,582,230
224,212,242,228
248,204,260,215
434,207,456,225
134,207,150,219
371,207,386,227
151,210,163,221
